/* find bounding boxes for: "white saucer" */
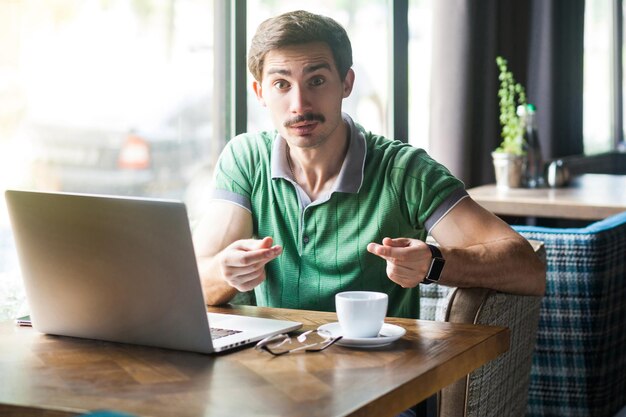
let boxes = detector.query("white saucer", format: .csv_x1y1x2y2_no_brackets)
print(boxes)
318,322,406,348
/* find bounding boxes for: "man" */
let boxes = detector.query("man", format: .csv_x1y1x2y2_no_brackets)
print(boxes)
194,10,545,319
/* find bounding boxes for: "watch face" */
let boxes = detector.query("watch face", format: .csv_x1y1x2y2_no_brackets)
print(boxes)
426,258,445,282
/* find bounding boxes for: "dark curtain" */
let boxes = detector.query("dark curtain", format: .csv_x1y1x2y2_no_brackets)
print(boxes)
528,1,585,159
429,0,585,187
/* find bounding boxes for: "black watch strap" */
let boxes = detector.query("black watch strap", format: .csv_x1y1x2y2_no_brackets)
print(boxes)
422,244,445,285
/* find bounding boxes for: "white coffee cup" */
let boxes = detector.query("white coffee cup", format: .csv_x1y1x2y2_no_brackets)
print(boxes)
335,291,388,338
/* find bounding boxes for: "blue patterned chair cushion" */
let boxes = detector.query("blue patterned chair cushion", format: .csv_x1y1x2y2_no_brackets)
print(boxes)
514,211,626,417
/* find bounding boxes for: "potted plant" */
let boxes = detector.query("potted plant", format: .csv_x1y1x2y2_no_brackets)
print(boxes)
492,56,527,188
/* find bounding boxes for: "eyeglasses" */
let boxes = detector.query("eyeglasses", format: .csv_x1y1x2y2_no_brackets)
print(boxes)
254,329,342,356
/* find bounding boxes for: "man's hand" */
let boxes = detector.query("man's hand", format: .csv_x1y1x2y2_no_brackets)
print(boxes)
217,236,282,292
367,237,432,288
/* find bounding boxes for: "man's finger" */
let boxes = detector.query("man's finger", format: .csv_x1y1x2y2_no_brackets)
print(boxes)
224,257,274,276
381,237,413,247
232,269,267,292
235,245,282,266
367,243,390,260
257,236,274,249
367,242,408,261
235,236,274,251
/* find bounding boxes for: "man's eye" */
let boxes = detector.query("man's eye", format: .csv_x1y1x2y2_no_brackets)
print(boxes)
310,77,325,87
274,80,289,90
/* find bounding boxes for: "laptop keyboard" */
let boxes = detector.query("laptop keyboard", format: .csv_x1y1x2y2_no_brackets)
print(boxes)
210,327,242,340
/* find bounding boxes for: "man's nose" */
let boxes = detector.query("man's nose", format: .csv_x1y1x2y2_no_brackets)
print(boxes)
289,84,312,113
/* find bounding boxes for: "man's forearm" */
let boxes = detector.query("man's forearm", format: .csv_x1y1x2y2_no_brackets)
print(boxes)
437,235,546,296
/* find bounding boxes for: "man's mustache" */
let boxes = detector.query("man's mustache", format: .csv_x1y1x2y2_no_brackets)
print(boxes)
284,113,326,127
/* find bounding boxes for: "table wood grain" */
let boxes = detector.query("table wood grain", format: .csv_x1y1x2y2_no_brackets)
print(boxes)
468,174,626,220
0,305,509,417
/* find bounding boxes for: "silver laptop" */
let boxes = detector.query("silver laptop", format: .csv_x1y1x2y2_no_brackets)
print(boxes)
5,189,301,353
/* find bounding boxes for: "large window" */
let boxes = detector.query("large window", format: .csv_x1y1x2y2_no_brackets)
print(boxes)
0,0,216,320
584,0,614,154
583,0,626,153
408,0,433,150
0,1,215,199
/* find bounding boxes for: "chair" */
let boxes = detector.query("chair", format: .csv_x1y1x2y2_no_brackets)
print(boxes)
513,211,626,417
420,240,545,417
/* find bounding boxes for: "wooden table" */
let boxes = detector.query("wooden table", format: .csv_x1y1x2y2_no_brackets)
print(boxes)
468,174,626,220
0,305,509,417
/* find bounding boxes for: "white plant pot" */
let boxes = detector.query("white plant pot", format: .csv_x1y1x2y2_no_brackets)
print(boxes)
492,152,524,188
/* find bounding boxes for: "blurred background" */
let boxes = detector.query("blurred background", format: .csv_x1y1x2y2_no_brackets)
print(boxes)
0,0,620,320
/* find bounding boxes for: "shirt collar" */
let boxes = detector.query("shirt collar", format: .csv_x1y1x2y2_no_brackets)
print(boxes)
270,113,366,194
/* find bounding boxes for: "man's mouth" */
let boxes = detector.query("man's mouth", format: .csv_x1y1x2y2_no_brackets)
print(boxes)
284,113,325,130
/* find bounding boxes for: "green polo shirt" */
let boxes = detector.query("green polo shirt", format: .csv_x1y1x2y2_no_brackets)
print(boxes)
212,114,466,319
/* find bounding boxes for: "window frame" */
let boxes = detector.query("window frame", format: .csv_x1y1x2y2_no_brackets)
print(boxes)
612,0,624,148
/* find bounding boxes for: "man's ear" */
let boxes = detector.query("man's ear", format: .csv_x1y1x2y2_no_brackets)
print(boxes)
342,68,355,98
252,80,266,107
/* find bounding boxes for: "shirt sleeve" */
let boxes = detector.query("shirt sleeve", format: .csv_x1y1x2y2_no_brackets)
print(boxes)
211,135,255,211
390,146,467,233
423,187,469,232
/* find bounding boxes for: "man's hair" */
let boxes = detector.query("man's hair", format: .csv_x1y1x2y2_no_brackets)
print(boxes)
248,10,353,82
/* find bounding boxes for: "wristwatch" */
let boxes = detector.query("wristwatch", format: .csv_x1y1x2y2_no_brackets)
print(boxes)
422,244,445,285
